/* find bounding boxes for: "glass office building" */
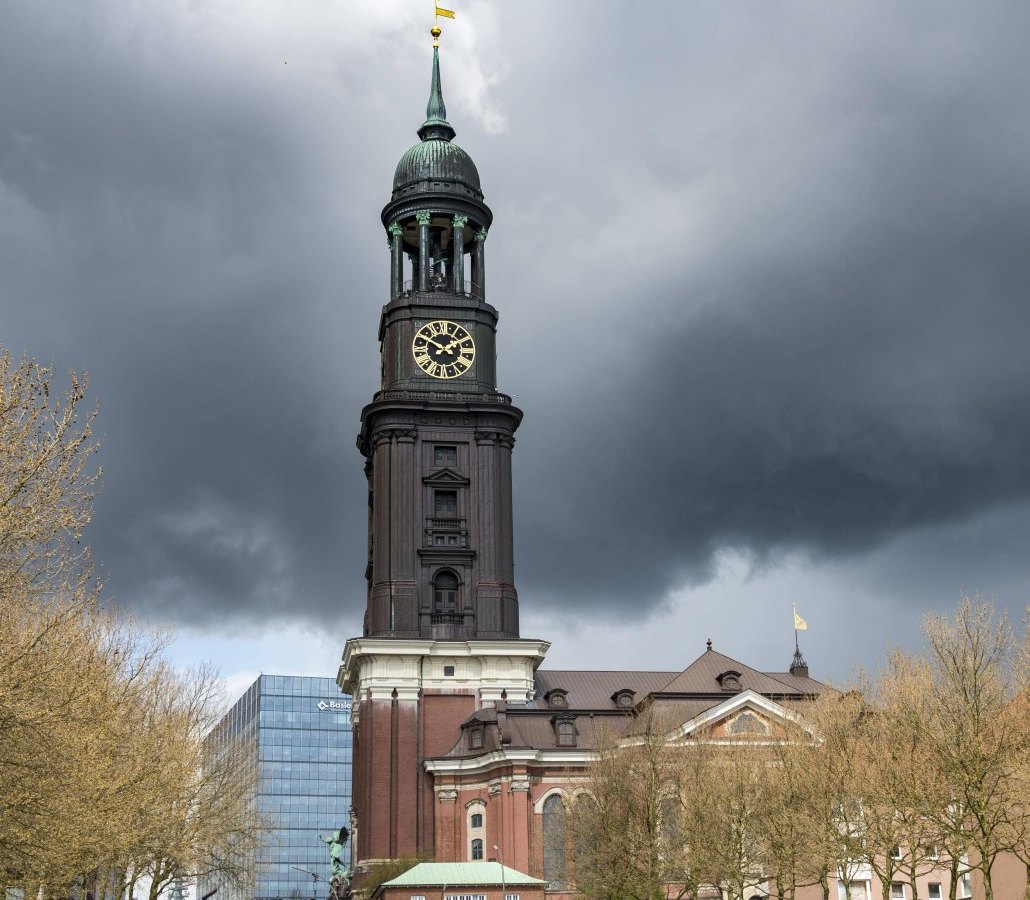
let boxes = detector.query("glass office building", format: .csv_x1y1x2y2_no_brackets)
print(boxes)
200,675,352,900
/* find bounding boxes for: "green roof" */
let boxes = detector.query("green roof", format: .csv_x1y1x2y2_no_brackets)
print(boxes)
382,862,545,888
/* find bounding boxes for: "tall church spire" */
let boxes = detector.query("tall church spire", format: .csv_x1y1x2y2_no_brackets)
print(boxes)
418,37,456,142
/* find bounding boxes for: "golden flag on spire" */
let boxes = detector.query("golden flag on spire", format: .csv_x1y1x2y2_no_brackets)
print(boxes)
793,603,808,631
435,5,455,18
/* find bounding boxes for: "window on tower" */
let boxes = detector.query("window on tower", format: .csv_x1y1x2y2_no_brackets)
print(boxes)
434,490,458,518
434,445,458,466
433,570,459,614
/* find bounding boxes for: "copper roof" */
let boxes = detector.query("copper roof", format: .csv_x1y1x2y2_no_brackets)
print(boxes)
434,650,827,757
657,648,815,696
531,669,677,709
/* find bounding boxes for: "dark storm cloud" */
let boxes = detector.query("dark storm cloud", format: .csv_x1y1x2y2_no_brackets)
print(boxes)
3,1,1029,632
491,2,1030,613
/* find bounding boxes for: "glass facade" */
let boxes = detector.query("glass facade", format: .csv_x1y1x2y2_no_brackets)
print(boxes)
200,675,352,900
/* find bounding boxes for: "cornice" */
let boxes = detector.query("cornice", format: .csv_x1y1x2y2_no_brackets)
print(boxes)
424,746,598,776
338,637,551,696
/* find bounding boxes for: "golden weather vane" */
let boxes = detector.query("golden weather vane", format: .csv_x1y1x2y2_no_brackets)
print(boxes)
432,2,455,47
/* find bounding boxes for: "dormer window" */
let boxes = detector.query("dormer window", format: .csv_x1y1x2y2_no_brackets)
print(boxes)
544,689,569,709
552,715,576,747
717,670,742,692
611,689,635,709
469,726,484,750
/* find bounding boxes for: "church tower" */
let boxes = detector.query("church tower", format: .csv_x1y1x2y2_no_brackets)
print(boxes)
339,29,549,868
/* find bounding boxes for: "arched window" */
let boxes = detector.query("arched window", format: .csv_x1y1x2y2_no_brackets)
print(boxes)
467,801,486,861
659,795,683,859
433,570,459,614
572,793,596,885
542,794,567,890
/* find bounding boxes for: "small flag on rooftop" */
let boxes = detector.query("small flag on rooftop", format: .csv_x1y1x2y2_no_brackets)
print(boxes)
436,5,455,19
793,603,808,631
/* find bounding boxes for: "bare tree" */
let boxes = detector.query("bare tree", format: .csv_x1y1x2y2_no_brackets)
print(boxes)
859,653,947,900
918,598,1026,900
1,348,262,899
798,688,870,900
572,711,696,900
679,731,769,900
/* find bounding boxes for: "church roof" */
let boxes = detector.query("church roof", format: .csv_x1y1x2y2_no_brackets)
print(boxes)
530,669,678,709
656,647,818,697
433,648,827,758
530,647,825,711
762,671,827,694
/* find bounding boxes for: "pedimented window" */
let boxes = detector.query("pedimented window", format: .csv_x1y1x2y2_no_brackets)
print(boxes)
553,715,577,747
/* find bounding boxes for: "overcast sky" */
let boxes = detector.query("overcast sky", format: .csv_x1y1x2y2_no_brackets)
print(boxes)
4,0,1029,699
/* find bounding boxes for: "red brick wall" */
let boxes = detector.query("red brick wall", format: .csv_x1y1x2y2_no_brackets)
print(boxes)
354,690,479,864
419,691,477,856
354,696,419,861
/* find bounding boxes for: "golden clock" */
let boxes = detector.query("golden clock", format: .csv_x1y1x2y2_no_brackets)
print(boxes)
412,320,475,379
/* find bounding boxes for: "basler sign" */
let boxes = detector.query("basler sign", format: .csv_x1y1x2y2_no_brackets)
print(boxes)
317,700,349,711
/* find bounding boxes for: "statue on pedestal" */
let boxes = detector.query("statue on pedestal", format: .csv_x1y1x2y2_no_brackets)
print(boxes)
320,826,351,900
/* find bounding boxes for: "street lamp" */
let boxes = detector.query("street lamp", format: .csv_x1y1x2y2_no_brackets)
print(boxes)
492,845,505,900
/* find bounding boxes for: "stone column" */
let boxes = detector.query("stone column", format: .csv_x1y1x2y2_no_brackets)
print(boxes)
416,211,432,292
451,214,468,293
388,222,404,298
472,226,487,299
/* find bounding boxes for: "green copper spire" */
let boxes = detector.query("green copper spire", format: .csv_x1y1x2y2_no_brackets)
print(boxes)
418,45,456,142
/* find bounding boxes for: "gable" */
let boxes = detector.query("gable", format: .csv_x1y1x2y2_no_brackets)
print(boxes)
664,690,815,743
423,467,470,486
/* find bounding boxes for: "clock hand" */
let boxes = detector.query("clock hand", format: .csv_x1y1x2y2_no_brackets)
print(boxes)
425,337,449,350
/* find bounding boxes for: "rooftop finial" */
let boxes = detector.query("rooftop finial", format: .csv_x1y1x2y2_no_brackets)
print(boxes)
418,9,457,142
706,639,713,651
432,4,454,48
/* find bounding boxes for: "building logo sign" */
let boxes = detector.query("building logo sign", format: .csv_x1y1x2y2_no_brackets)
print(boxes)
317,700,349,711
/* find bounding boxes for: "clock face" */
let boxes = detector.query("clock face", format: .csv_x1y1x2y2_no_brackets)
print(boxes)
412,320,476,379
